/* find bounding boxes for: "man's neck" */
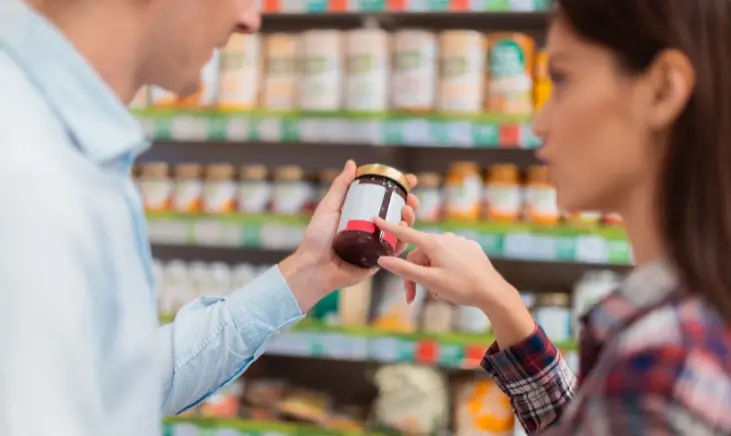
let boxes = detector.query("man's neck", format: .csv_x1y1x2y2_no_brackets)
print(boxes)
25,0,146,103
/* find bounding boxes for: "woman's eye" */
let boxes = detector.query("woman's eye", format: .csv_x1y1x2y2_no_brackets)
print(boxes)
549,69,567,87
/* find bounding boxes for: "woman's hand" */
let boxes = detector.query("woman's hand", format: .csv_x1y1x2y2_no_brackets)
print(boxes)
374,218,536,349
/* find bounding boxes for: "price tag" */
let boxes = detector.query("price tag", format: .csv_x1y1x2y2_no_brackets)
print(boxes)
299,118,321,142
216,429,241,436
170,423,198,436
438,343,463,367
318,333,352,359
531,235,557,260
447,121,473,147
503,233,535,259
510,0,535,11
472,122,499,147
258,117,282,142
171,116,209,140
369,337,401,362
554,236,576,261
226,118,250,141
403,119,431,145
575,235,609,263
192,219,224,245
260,223,288,249
349,336,368,360
220,222,243,247
138,118,157,139
147,220,188,244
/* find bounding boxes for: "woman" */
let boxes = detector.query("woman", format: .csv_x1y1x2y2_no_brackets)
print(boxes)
376,0,731,434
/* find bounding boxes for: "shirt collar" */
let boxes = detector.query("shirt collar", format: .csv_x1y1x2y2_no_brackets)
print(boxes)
582,258,679,341
0,0,150,163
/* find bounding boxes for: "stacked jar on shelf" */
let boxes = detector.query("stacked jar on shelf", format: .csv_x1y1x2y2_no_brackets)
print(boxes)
413,161,624,226
131,29,552,116
135,161,624,226
155,257,621,344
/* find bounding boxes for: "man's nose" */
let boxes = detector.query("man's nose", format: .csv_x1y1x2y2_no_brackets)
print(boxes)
236,7,261,33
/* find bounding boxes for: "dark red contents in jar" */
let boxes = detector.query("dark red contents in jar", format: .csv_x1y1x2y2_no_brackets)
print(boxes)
333,173,408,268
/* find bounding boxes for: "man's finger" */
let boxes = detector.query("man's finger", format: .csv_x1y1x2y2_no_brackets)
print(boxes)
315,160,356,214
406,192,420,212
406,173,418,190
377,256,436,287
375,217,431,247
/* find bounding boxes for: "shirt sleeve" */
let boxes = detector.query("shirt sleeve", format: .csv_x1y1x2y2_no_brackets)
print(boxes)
158,266,305,416
0,174,106,436
481,324,577,434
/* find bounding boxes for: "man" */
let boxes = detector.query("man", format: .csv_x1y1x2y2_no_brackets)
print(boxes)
0,0,418,434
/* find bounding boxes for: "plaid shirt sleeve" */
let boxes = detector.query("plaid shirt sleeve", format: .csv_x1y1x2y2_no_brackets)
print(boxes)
481,324,577,434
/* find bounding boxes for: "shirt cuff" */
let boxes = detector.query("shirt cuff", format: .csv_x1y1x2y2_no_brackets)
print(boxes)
226,265,305,355
481,323,560,391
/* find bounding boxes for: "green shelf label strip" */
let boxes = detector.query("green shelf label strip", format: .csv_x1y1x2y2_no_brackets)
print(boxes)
164,417,382,435
133,109,541,148
146,213,632,265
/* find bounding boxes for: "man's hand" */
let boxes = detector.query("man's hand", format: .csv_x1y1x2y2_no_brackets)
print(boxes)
279,160,419,312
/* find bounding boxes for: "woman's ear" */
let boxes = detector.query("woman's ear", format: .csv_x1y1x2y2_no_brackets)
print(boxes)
644,49,696,130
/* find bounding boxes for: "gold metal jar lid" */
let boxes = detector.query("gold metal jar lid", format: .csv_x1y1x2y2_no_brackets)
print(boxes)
320,169,341,185
538,292,570,308
175,163,203,179
416,172,442,188
274,165,304,181
141,162,169,178
240,164,269,181
356,163,410,192
205,164,235,180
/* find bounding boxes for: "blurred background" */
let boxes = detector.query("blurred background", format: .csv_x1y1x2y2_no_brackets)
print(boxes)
132,1,630,434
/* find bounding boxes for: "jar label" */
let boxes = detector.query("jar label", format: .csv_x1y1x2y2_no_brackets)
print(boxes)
271,181,313,215
237,181,272,214
485,184,522,220
414,187,442,222
203,181,237,213
172,180,203,213
525,186,558,222
445,175,482,220
337,180,406,250
141,179,173,212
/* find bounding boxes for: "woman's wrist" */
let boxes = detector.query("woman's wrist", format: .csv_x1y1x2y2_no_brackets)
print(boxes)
478,280,537,350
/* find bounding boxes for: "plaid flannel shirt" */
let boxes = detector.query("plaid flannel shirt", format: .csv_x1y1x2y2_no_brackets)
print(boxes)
482,260,731,435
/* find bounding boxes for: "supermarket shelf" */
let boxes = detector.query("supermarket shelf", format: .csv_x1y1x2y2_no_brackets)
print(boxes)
157,318,577,368
164,416,377,436
146,213,632,265
134,109,541,149
258,0,550,14
140,141,542,174
260,11,549,32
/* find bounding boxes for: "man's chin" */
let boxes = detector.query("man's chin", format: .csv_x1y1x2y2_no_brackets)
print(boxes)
176,80,202,98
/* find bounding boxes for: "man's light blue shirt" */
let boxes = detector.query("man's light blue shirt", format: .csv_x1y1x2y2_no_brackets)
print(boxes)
0,1,305,434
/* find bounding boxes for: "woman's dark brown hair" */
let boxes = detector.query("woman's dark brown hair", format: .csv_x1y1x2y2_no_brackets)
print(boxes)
557,0,731,319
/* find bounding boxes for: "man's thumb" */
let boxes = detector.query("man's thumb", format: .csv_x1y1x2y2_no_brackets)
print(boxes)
317,160,356,212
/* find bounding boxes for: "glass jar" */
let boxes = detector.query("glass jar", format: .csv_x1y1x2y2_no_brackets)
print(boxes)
412,172,443,223
524,165,559,225
333,163,411,268
139,162,172,212
172,163,203,213
271,165,313,215
203,164,237,214
484,163,522,222
444,161,482,221
237,164,271,214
